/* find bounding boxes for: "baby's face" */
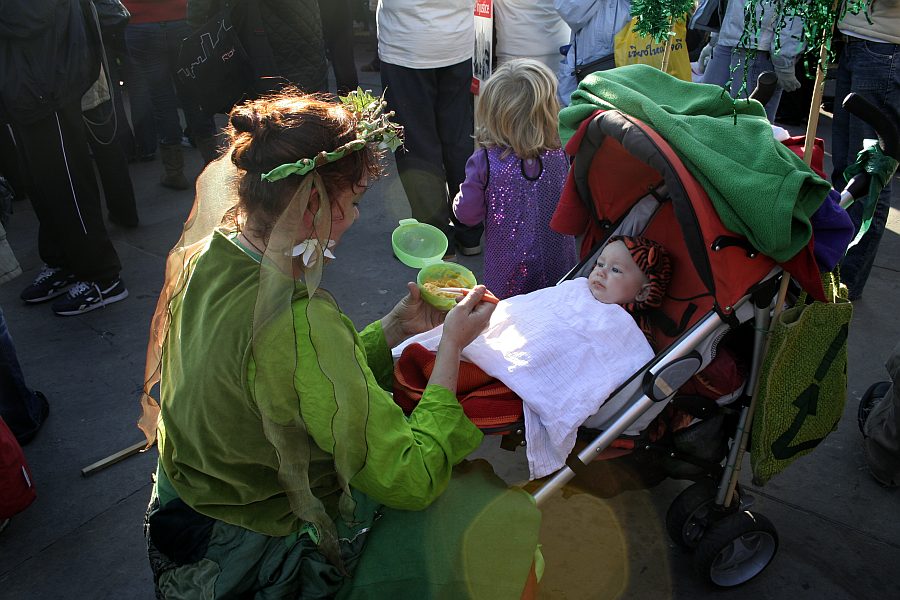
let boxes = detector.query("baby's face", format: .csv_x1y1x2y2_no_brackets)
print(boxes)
587,241,650,304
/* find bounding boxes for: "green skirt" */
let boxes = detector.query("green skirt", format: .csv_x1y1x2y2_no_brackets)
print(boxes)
147,460,540,599
337,459,541,600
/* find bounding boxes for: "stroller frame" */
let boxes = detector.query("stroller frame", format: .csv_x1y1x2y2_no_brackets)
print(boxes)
523,89,899,586
525,107,808,587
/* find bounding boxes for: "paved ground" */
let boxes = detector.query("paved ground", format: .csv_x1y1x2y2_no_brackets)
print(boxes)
1,40,899,599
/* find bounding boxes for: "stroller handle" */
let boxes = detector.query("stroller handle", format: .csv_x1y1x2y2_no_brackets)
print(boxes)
748,71,778,107
843,92,900,161
839,93,900,208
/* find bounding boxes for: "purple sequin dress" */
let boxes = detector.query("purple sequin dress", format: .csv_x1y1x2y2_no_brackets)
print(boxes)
453,147,577,299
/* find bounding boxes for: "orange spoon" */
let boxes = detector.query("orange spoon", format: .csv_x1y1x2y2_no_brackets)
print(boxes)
438,287,501,304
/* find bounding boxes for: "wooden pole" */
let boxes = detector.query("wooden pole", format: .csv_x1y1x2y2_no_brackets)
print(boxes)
721,0,840,508
81,440,148,477
802,31,837,163
660,17,675,74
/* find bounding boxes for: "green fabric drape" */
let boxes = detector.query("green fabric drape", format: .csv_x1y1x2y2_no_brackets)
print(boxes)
560,64,832,263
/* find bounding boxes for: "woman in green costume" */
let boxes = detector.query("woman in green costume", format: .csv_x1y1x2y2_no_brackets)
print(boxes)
138,89,541,599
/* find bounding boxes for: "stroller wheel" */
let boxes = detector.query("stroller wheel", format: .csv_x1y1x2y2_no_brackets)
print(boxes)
692,511,778,588
665,479,725,549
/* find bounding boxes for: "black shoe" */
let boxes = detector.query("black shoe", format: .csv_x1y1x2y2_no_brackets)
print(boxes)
20,265,76,303
15,391,49,446
51,278,129,316
858,381,891,436
457,243,482,256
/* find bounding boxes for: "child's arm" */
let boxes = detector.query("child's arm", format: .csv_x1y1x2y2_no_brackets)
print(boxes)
452,150,489,226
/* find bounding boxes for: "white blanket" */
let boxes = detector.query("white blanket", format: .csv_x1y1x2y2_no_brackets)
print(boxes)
393,278,654,479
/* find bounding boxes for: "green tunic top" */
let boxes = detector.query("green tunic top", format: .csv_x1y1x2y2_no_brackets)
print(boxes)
157,231,483,537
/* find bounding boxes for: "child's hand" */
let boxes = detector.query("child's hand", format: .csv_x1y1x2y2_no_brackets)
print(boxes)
382,282,447,348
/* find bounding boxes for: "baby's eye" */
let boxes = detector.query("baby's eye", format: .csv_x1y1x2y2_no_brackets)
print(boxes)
596,261,605,268
612,267,622,274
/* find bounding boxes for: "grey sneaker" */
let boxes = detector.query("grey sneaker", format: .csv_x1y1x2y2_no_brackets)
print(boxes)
51,278,129,316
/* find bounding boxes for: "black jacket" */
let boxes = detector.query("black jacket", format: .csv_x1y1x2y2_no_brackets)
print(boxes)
0,0,100,124
188,0,327,94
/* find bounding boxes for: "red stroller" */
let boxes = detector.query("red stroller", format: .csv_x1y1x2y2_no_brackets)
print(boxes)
393,76,899,587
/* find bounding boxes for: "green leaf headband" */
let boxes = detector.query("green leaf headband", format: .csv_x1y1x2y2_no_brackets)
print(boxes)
260,88,403,183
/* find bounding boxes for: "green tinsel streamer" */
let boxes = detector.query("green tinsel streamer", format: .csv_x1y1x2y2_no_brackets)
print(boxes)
732,0,873,96
630,0,694,42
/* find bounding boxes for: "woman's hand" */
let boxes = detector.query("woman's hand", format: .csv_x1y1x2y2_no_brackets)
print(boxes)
381,282,448,348
427,286,496,393
439,285,496,351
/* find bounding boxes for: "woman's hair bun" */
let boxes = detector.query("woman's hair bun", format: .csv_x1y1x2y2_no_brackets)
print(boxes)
230,110,259,134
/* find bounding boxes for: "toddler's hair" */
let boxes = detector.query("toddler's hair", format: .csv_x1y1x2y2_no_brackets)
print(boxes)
474,58,561,159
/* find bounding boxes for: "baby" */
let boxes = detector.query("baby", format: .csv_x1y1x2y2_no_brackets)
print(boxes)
586,235,672,346
394,235,672,478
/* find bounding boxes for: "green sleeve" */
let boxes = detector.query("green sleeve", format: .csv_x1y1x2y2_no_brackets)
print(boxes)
295,298,484,511
357,320,393,391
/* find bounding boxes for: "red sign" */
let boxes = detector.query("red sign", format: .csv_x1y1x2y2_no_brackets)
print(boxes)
472,0,493,94
474,1,492,18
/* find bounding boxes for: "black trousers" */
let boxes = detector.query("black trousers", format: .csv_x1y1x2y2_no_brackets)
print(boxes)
0,123,30,201
318,0,359,94
13,100,121,282
85,100,140,226
381,59,483,249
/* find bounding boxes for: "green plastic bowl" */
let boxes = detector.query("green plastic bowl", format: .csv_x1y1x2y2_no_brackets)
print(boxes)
417,262,478,311
391,219,448,268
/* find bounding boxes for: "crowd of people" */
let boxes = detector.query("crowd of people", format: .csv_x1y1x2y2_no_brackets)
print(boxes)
0,0,898,597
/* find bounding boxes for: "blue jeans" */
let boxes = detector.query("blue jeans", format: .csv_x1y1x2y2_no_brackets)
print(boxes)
125,21,217,145
831,39,900,300
702,46,783,122
0,306,43,440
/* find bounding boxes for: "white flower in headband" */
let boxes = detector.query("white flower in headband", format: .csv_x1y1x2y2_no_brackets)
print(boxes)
290,238,337,267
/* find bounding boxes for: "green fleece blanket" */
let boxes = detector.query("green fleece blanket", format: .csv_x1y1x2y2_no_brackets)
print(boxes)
560,64,832,263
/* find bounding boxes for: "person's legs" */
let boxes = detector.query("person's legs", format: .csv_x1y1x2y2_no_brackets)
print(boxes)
101,34,139,161
0,306,48,444
862,340,900,487
123,39,158,160
162,20,219,163
17,102,122,283
436,60,483,252
381,62,455,245
729,50,783,121
16,101,126,315
0,125,31,202
318,0,359,94
126,22,190,188
146,486,364,598
84,101,140,227
700,44,734,87
833,40,899,299
830,45,853,189
842,188,891,300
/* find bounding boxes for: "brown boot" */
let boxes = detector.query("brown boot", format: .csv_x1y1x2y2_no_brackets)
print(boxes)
159,144,190,190
194,136,221,165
